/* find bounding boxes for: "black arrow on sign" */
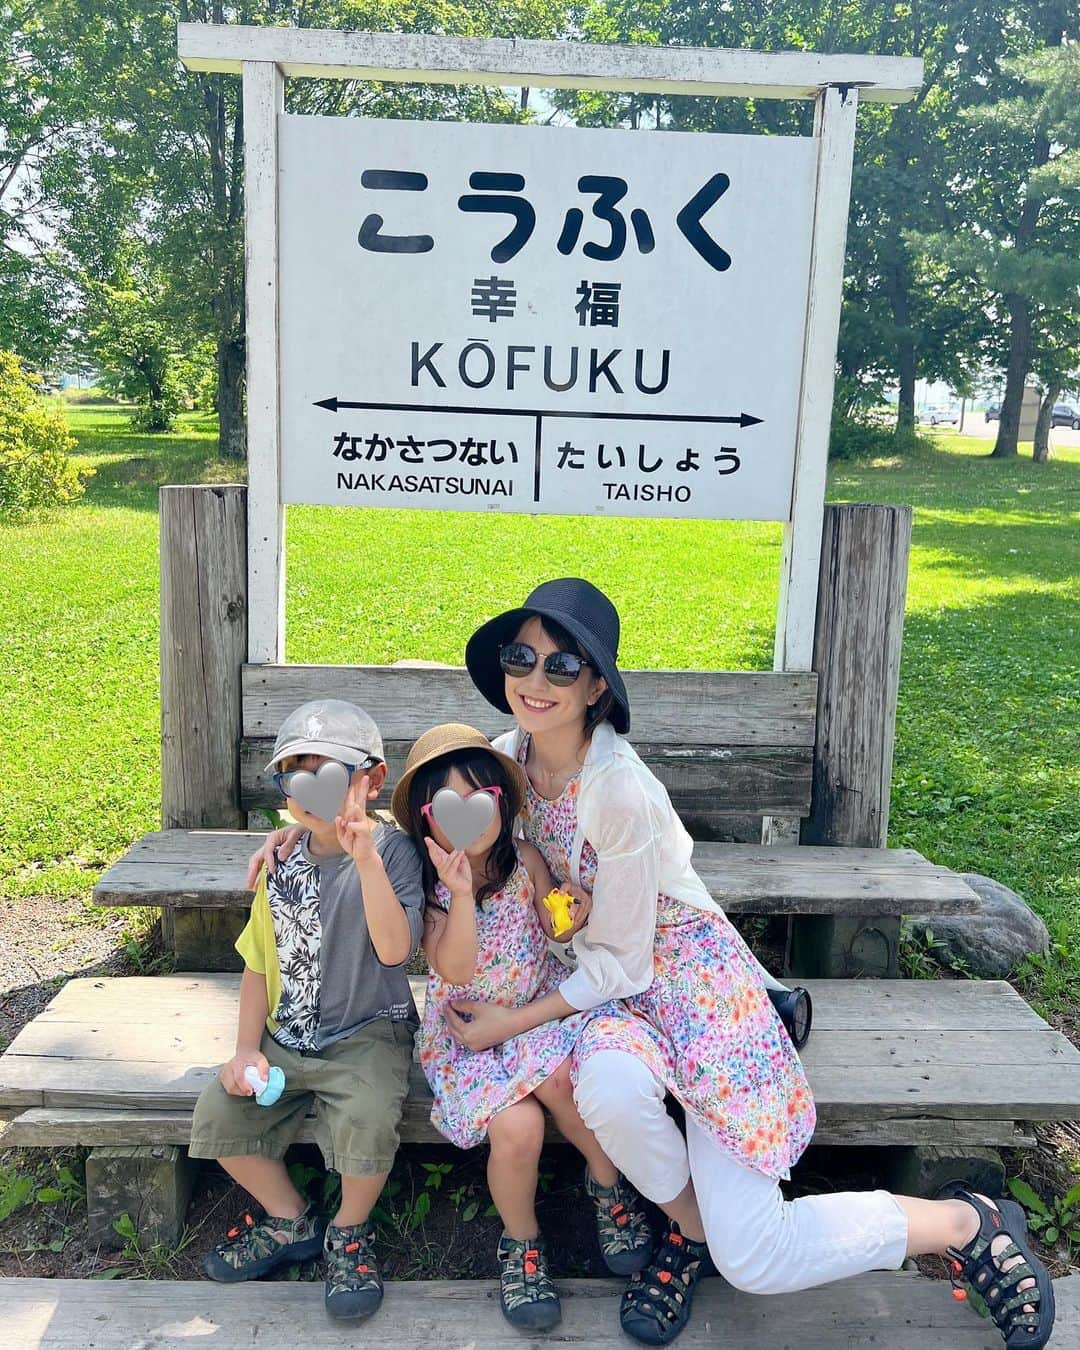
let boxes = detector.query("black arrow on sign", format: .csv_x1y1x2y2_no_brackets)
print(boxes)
315,396,763,428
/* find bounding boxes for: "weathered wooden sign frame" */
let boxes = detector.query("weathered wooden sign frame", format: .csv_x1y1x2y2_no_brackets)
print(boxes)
178,24,922,679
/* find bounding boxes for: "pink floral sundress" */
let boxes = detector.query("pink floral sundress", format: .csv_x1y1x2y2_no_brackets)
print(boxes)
417,851,602,1149
518,740,817,1181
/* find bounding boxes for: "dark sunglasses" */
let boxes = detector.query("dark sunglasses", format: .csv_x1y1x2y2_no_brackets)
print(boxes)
499,641,594,687
271,757,377,798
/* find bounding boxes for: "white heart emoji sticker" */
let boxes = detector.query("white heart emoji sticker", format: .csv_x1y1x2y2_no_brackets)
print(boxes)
429,787,497,850
282,761,351,822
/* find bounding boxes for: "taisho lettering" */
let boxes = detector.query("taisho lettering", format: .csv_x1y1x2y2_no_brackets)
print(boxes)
602,482,691,503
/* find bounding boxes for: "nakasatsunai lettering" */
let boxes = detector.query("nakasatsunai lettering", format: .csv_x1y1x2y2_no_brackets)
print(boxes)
336,471,513,497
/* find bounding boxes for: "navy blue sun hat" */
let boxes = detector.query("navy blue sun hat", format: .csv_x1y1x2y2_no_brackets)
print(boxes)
464,578,630,734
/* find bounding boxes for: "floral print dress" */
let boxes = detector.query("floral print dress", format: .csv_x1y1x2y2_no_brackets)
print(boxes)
417,850,602,1149
517,741,817,1182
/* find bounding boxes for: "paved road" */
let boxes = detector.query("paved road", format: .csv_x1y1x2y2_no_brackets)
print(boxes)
953,417,1080,448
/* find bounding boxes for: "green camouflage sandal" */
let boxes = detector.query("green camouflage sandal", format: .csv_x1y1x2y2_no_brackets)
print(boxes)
324,1222,384,1321
497,1234,562,1331
203,1206,325,1283
945,1189,1056,1350
586,1170,654,1274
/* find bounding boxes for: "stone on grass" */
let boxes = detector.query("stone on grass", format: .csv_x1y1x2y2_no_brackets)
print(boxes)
908,873,1049,978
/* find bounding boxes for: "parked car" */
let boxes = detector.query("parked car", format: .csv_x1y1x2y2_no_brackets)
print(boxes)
984,403,1001,422
920,405,959,426
1051,403,1080,430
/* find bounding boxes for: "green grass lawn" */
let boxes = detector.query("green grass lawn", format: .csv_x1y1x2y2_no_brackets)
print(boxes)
2,405,1078,1005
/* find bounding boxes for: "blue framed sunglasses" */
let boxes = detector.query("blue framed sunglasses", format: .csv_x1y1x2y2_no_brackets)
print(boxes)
271,757,378,797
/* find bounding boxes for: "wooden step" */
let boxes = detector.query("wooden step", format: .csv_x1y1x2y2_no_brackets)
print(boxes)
1,975,1077,1149
92,830,981,917
3,1272,1078,1347
0,1104,1036,1152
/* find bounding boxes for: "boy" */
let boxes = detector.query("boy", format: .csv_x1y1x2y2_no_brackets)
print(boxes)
189,698,424,1320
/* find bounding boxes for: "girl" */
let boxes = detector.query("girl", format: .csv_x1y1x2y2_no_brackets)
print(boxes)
446,577,1055,1350
390,722,653,1332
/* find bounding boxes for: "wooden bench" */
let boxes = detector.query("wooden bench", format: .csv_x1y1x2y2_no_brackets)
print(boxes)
4,971,1080,1245
3,488,1077,1251
4,1270,1079,1347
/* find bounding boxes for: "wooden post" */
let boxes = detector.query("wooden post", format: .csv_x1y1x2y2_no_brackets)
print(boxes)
160,485,248,970
786,503,912,978
86,1145,195,1251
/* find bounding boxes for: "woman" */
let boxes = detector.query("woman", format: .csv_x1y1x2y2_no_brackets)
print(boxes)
448,577,1054,1349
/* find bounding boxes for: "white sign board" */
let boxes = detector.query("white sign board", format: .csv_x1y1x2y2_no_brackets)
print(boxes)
279,115,817,520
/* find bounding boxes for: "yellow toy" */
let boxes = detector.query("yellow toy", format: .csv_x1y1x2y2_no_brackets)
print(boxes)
542,887,577,937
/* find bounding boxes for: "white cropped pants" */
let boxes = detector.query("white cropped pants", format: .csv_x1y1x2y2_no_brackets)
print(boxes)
574,1050,909,1296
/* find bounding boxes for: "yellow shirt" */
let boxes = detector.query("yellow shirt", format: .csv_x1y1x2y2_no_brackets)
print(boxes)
234,874,287,1041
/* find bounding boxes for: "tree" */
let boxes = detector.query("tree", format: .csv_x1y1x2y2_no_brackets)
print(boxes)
84,273,186,432
0,3,86,366
552,1,1033,437
915,20,1077,457
39,1,571,459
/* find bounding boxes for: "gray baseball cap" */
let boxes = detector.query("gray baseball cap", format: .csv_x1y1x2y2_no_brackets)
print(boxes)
265,698,385,772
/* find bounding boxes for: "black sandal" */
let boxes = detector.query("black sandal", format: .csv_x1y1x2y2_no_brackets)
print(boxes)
945,1188,1056,1350
619,1221,708,1346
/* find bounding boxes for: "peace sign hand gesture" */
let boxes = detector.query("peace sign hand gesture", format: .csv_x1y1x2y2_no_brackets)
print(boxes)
335,773,379,867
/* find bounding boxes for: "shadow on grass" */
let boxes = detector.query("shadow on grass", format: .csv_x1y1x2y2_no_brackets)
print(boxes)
910,514,1080,587
68,406,243,514
890,588,1078,957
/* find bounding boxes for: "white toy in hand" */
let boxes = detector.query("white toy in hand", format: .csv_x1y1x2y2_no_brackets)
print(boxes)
243,1064,286,1106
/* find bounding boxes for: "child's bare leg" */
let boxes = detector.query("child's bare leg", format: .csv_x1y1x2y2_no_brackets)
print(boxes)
657,1179,708,1243
532,1058,618,1187
487,1098,545,1239
335,1173,388,1229
219,1155,307,1219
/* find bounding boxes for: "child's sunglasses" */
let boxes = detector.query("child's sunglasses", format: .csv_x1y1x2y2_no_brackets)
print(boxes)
420,784,503,825
499,641,593,687
271,757,377,797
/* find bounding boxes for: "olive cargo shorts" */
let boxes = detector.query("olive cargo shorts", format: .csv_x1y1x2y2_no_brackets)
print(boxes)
190,1017,417,1177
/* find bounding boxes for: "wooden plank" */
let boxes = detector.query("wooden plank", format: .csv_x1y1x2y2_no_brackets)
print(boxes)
0,1107,1035,1151
159,487,248,831
804,505,913,848
3,977,1078,1121
242,665,818,746
774,89,860,674
14,1017,1069,1077
19,974,1051,1034
177,24,925,104
240,739,815,825
92,833,978,916
5,1272,1077,1347
5,1048,1076,1120
242,60,285,664
111,833,931,870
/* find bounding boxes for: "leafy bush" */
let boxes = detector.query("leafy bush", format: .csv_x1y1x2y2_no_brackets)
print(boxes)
0,352,89,521
829,414,932,461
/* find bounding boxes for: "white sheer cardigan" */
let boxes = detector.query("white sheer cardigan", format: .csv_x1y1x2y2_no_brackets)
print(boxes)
493,721,787,1012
